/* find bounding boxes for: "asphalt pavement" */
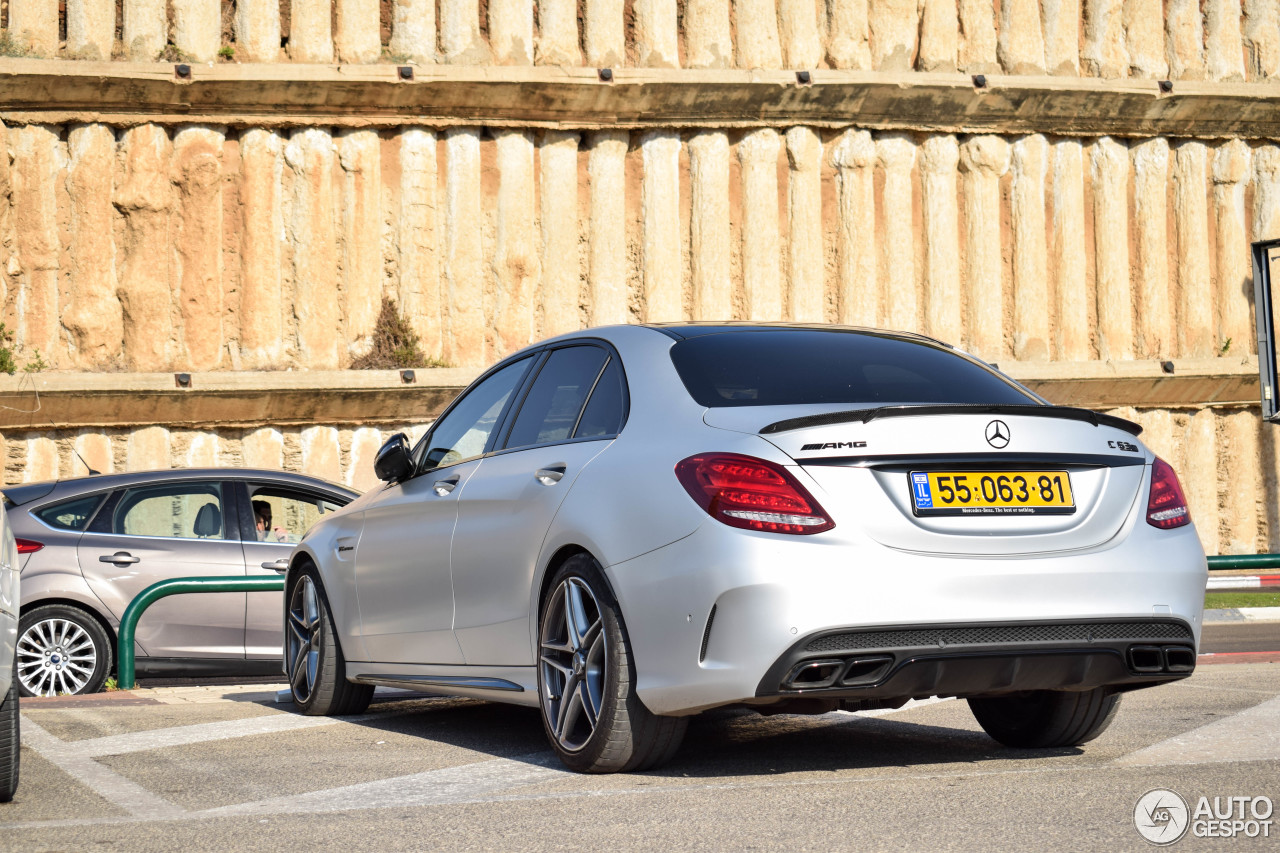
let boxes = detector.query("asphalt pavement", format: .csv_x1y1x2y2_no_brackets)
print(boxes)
3,659,1277,852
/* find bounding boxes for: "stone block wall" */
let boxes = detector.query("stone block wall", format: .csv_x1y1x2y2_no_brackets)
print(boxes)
1,1,1280,554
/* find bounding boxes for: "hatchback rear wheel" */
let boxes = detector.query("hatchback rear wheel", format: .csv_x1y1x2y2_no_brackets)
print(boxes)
16,604,112,697
537,553,687,773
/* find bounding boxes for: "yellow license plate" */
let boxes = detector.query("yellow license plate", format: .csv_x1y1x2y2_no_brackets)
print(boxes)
909,471,1075,516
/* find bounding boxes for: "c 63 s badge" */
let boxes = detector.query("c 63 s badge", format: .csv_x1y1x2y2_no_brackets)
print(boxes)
800,441,867,451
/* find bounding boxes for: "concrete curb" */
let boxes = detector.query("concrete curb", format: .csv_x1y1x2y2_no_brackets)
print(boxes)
1203,607,1280,624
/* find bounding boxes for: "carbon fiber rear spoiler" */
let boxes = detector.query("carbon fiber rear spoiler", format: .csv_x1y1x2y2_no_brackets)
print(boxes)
759,404,1143,436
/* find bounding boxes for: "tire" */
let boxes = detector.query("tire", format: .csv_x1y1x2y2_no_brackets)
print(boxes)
537,553,687,773
285,566,373,716
0,677,19,802
968,687,1122,748
16,604,112,697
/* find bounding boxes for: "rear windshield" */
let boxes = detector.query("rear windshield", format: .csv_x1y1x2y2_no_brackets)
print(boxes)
669,330,1039,408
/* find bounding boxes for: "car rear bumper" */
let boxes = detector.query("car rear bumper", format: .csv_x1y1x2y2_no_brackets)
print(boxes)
605,520,1207,716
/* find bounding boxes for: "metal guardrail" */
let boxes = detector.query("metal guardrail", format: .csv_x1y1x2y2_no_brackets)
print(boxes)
116,575,285,690
1206,554,1280,571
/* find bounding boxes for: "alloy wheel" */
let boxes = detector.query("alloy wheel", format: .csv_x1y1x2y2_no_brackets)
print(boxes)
17,618,97,697
287,574,322,704
539,577,607,752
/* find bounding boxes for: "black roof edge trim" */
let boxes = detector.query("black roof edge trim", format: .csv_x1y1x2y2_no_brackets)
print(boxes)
760,404,1143,437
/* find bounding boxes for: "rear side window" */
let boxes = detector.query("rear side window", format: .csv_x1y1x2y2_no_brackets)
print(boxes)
575,358,626,438
669,330,1038,408
505,346,610,449
34,494,106,531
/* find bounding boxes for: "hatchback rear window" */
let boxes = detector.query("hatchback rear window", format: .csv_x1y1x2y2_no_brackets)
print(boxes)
34,494,106,531
669,330,1038,408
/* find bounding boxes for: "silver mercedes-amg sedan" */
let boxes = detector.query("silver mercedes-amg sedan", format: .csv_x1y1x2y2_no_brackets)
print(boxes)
286,324,1207,773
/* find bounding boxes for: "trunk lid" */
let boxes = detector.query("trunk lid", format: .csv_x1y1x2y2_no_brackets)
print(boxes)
705,404,1149,556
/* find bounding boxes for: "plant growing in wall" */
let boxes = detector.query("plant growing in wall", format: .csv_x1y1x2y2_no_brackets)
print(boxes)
351,298,446,370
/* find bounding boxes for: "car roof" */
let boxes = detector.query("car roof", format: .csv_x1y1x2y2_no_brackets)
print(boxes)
2,468,357,507
641,322,953,348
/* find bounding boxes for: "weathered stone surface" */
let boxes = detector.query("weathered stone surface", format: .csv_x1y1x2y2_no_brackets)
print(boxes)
959,134,1008,358
443,129,486,364
285,129,341,369
8,0,58,56
739,129,782,320
490,0,534,64
24,436,58,482
1173,141,1213,357
242,427,285,470
584,0,625,67
291,0,335,62
918,0,958,72
301,426,342,483
67,0,116,60
389,0,436,64
1043,0,1081,75
114,125,174,372
958,0,998,73
236,0,282,63
1052,138,1089,359
869,0,918,71
735,0,782,69
173,0,221,63
1131,138,1172,358
398,129,441,357
173,126,226,371
184,431,221,466
1091,136,1133,360
337,0,382,64
540,131,582,334
126,425,171,472
537,0,582,65
1082,0,1128,78
492,130,540,354
72,431,113,476
239,129,286,368
635,0,679,67
641,132,683,321
588,132,629,326
998,0,1044,74
920,135,961,343
1221,410,1259,555
1254,146,1280,241
1205,0,1246,82
1244,0,1280,81
1123,0,1168,78
1166,0,1206,80
124,0,166,60
65,125,124,369
826,0,872,69
337,130,382,361
1010,134,1049,360
786,127,824,322
10,125,60,365
347,426,383,491
1212,139,1252,355
878,133,917,332
830,129,877,325
779,0,822,69
688,132,731,320
1184,409,1218,553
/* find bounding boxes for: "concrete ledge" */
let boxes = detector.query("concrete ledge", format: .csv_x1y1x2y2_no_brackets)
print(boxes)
0,357,1261,431
2,60,1280,137
0,368,481,430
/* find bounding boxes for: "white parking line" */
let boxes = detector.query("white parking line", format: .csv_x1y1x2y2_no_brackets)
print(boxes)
1115,695,1280,767
60,711,352,758
20,719,186,821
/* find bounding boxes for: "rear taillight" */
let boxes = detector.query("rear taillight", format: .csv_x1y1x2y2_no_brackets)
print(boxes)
675,453,834,535
15,538,44,554
1146,457,1191,530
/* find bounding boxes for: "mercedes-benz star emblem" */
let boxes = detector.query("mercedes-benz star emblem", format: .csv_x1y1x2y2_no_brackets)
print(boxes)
985,420,1010,449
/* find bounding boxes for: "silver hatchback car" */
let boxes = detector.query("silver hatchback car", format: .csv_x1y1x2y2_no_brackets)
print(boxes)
285,324,1207,773
6,469,355,696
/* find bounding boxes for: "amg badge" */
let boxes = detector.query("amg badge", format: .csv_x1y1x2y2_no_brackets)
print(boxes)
800,441,867,451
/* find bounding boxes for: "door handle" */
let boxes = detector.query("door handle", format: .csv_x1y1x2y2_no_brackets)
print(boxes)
535,465,566,485
433,476,460,496
261,560,290,573
99,552,140,565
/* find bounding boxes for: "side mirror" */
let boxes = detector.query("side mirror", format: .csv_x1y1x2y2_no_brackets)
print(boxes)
374,433,413,483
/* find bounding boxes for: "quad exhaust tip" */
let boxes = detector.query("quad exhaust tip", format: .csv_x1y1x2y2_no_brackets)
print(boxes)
783,655,894,690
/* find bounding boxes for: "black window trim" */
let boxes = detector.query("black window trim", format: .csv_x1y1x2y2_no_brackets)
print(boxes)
495,339,630,455
235,480,351,543
29,490,110,535
82,479,240,543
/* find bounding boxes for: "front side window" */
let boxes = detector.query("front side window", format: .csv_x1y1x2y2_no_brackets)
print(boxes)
419,357,533,471
112,482,229,540
249,487,345,544
505,346,611,450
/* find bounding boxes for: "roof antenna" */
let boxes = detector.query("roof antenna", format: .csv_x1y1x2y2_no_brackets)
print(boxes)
74,447,101,477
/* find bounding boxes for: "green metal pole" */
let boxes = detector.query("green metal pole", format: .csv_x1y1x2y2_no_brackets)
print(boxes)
117,575,285,690
1206,554,1280,572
